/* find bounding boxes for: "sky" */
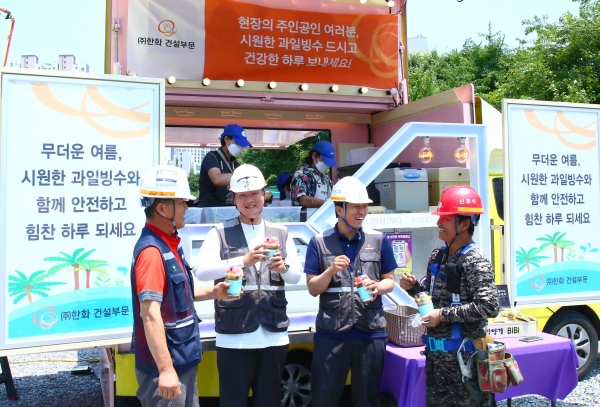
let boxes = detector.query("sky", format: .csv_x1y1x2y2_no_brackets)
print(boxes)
0,0,583,73
407,0,581,52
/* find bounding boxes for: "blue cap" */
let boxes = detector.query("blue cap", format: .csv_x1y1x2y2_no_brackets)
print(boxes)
313,140,337,167
276,172,292,200
221,124,252,147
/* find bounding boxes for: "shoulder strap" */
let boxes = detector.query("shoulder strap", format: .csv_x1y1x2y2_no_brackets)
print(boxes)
213,149,234,173
455,243,477,276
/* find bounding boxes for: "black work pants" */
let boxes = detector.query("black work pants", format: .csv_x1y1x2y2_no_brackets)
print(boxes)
311,335,387,407
216,345,288,407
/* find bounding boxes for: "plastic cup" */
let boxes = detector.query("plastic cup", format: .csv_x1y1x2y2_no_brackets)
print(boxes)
227,279,243,297
418,303,434,316
357,285,373,302
415,292,434,316
265,248,278,265
355,275,373,302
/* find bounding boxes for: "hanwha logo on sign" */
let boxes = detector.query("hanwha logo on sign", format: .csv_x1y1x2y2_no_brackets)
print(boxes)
158,20,177,37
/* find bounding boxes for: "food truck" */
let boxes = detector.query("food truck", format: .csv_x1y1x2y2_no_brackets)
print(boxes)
0,0,598,406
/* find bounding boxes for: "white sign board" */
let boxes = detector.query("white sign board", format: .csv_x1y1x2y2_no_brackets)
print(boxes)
0,71,162,350
504,100,600,307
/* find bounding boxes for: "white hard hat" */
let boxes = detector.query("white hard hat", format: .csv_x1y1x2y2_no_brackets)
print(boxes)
139,165,195,202
229,164,266,193
330,176,373,204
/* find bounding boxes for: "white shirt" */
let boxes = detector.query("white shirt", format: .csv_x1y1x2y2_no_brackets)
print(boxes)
194,221,302,349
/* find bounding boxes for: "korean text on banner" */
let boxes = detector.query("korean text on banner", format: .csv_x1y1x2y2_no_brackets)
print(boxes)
506,102,600,306
0,74,160,350
127,0,399,89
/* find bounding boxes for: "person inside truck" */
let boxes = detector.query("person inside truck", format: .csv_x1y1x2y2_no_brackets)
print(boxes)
131,165,231,407
273,171,293,206
198,123,252,207
303,176,397,407
194,164,302,407
290,140,337,208
400,185,499,407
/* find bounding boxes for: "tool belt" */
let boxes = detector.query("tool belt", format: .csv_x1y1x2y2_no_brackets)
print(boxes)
457,338,524,394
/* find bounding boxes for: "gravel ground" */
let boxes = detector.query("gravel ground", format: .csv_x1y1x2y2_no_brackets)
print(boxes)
0,347,598,407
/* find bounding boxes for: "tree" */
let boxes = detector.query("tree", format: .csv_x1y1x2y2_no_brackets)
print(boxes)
188,169,200,199
515,247,549,272
44,248,95,290
8,270,65,304
237,133,327,185
408,1,600,109
81,259,109,289
492,0,600,105
536,232,567,263
556,239,575,262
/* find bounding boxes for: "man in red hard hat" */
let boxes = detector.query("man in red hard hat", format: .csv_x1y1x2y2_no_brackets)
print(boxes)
400,185,499,406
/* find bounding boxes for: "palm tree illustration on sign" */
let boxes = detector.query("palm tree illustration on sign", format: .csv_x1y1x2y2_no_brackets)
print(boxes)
44,248,95,290
556,239,575,262
515,247,549,272
8,270,66,304
536,232,567,263
81,259,109,289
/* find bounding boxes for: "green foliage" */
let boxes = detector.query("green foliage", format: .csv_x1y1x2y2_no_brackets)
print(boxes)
188,169,200,199
94,273,111,287
237,132,329,185
408,1,600,108
8,270,65,304
115,277,124,286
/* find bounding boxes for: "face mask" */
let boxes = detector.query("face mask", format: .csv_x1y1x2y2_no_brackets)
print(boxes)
315,160,330,174
228,142,244,157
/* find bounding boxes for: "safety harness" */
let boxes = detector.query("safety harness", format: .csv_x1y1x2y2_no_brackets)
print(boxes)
425,243,523,403
424,243,476,353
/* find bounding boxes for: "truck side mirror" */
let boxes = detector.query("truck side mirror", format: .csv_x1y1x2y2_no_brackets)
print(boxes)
492,177,504,221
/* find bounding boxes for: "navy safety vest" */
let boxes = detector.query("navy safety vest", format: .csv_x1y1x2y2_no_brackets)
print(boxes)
214,218,289,334
313,228,386,333
131,227,201,377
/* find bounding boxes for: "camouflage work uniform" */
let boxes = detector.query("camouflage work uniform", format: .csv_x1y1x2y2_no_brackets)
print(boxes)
409,245,499,407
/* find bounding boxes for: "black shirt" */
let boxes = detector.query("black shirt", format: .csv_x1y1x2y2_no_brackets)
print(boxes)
199,148,238,207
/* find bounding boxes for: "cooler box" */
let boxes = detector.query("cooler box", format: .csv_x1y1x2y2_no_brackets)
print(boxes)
374,168,428,211
426,167,471,206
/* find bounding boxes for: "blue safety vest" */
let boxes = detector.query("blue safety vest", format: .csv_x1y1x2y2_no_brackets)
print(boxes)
130,227,201,377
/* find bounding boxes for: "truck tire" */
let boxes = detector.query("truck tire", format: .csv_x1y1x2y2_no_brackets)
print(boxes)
281,350,312,407
379,392,398,407
544,310,599,380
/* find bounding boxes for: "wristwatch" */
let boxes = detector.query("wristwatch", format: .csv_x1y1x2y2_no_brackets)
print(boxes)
282,263,290,274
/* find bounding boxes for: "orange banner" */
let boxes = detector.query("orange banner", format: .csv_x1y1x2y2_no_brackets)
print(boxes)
203,0,399,89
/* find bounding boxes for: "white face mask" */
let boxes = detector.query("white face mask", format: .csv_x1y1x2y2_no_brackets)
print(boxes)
227,142,244,157
315,159,330,174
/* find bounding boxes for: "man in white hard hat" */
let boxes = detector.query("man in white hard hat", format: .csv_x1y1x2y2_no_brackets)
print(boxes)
131,165,231,407
194,164,302,407
304,176,398,407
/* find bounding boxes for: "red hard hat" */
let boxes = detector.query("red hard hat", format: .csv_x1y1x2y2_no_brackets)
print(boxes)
433,185,485,216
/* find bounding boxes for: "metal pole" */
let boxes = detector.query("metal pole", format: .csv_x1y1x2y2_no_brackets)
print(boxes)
0,356,18,400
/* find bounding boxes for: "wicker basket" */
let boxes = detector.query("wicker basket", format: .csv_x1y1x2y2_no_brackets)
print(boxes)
383,304,426,347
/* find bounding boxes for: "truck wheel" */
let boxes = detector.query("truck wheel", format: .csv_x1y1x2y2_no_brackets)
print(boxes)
544,310,599,380
281,350,312,407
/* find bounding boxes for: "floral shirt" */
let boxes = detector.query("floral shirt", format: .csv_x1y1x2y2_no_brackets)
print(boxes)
290,164,333,206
